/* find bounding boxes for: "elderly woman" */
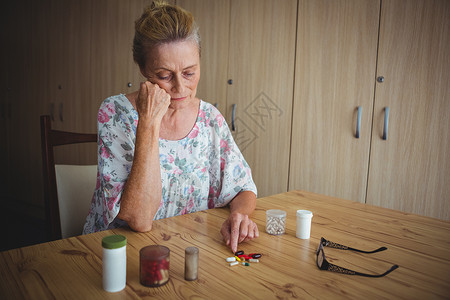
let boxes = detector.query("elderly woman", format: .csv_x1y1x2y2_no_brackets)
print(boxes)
83,1,258,252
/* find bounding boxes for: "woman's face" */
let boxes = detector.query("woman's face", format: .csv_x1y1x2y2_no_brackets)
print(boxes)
142,40,201,105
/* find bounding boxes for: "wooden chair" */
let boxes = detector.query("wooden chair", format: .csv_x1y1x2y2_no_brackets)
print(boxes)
40,115,97,241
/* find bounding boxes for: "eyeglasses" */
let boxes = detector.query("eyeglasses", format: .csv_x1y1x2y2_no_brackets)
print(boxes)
316,237,399,277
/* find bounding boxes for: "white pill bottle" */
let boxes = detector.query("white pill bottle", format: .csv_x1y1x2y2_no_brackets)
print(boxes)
102,235,127,292
296,210,313,239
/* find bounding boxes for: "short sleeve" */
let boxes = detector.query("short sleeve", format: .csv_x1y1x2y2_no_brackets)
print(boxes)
207,106,257,207
83,96,137,233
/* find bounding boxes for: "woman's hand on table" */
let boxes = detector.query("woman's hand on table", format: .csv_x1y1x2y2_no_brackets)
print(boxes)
220,191,258,253
221,212,259,253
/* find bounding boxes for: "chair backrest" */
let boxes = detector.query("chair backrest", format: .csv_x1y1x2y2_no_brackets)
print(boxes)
55,165,97,239
40,115,97,241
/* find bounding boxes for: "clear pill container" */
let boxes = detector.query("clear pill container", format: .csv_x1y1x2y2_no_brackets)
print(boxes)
102,235,127,292
266,209,287,235
140,245,170,287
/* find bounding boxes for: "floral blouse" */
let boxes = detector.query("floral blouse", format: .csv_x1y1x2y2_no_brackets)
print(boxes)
83,94,257,234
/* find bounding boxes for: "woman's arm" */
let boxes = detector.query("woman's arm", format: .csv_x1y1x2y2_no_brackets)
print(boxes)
220,191,259,253
117,82,170,232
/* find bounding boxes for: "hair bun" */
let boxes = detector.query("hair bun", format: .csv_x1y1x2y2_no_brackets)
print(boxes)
132,1,201,69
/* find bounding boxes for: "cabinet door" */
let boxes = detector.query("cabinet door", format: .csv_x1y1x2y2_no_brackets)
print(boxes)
367,0,450,220
227,0,297,197
90,0,152,118
48,0,94,164
73,0,150,165
177,0,230,114
53,0,151,165
289,0,380,203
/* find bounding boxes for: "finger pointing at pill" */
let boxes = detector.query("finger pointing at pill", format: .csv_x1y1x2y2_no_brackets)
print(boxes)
220,191,258,252
220,212,259,253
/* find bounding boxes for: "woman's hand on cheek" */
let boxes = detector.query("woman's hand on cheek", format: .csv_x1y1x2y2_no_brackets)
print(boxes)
136,81,170,126
220,212,259,253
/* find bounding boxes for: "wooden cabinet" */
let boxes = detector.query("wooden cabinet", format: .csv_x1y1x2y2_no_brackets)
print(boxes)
367,0,450,220
289,0,380,203
50,0,151,165
228,0,297,198
1,0,151,219
178,0,297,197
289,0,450,220
47,0,95,164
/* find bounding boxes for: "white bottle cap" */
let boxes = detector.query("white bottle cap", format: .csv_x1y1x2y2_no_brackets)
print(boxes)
296,210,313,218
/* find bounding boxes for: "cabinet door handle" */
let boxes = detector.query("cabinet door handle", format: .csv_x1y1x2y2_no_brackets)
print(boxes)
356,106,362,138
231,104,236,131
50,103,55,121
383,107,389,140
59,102,64,122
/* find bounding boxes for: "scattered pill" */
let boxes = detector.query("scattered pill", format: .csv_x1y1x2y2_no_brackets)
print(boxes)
226,251,261,268
238,254,251,261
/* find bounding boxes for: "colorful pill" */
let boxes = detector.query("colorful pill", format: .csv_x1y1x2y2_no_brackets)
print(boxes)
250,253,262,259
249,259,259,263
241,262,250,266
235,256,241,262
238,254,251,260
229,261,239,267
226,257,236,262
235,250,244,256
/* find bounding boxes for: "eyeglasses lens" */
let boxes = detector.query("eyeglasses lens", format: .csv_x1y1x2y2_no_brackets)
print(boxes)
317,249,323,267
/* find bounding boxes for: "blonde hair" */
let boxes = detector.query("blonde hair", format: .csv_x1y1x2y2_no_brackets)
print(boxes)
133,1,201,69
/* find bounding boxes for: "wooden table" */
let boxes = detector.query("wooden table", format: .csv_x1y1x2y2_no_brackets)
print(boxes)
1,190,449,299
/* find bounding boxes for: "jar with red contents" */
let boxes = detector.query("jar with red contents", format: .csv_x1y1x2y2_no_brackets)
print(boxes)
139,245,170,287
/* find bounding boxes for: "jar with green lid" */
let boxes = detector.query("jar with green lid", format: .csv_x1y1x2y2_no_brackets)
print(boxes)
102,234,127,292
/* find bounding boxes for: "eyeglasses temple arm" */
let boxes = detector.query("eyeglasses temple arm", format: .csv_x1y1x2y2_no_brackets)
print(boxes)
326,262,399,277
348,246,388,254
354,264,399,278
322,238,387,253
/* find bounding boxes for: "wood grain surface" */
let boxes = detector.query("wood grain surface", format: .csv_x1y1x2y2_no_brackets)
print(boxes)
1,190,449,299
